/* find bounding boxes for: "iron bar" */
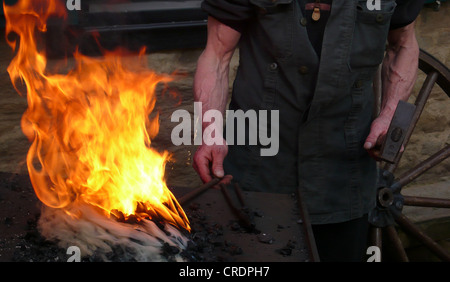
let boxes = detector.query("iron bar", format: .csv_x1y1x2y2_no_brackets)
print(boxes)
369,226,383,250
384,71,439,173
394,145,450,189
178,178,220,205
220,184,256,232
385,225,409,262
369,226,383,261
296,188,320,262
393,211,450,262
403,195,450,208
233,182,247,207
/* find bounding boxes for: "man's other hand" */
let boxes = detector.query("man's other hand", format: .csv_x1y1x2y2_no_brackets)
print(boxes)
193,142,231,184
364,112,404,161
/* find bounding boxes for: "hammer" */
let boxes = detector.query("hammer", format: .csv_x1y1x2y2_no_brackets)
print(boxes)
378,100,416,163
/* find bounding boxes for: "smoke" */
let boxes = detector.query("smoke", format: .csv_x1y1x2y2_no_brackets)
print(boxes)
38,204,188,262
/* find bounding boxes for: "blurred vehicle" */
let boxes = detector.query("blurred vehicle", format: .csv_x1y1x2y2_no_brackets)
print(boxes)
2,0,208,57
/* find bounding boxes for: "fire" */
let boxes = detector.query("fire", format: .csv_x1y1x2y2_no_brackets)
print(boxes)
4,0,190,232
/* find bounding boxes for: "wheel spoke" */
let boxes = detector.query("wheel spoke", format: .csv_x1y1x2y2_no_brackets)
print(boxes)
394,145,450,189
393,211,450,261
377,50,450,262
385,225,409,262
404,196,450,208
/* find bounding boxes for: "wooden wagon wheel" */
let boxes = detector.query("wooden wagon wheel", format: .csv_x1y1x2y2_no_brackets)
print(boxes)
369,49,450,262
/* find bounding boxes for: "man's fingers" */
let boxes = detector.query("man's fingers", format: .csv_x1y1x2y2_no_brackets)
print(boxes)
364,126,380,149
210,174,233,189
220,175,233,184
211,146,227,178
192,144,229,183
193,151,213,183
364,129,383,150
365,117,389,150
212,155,225,178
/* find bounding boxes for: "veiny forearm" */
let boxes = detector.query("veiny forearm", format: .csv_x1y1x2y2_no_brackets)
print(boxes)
193,17,240,134
194,50,232,116
380,21,420,119
192,17,240,181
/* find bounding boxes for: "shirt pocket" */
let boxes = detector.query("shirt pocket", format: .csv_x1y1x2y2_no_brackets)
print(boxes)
249,0,295,59
349,0,397,69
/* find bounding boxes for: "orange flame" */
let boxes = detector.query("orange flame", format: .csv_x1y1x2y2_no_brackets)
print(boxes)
4,0,189,231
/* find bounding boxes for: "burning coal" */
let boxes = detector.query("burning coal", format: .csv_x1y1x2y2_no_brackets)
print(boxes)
4,0,190,261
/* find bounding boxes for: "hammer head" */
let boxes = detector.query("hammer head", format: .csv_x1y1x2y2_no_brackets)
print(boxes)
379,100,416,163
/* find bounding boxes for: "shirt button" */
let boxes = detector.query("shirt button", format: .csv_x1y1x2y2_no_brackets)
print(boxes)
354,80,363,88
269,62,278,70
299,66,309,74
300,17,308,26
376,14,384,23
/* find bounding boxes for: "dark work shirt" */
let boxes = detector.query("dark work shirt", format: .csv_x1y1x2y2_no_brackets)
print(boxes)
301,0,333,58
390,0,427,29
202,0,426,57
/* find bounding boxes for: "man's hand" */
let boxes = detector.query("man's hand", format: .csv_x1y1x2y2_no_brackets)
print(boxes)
193,142,232,184
192,17,241,183
364,112,392,160
364,21,419,160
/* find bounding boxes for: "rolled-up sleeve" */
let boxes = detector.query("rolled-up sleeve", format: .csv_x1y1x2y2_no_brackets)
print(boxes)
201,0,254,33
390,0,426,30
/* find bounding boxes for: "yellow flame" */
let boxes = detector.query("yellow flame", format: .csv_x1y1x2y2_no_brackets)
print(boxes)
4,0,190,231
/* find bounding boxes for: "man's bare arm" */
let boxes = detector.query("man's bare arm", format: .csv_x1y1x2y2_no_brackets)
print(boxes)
364,21,420,151
192,16,241,183
194,16,241,115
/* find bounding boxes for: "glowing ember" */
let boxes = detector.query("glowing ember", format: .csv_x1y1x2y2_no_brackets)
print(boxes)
4,0,190,237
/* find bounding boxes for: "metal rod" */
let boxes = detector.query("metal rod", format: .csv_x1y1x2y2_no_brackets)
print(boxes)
233,182,247,207
368,226,383,261
395,145,450,189
385,225,409,262
403,196,450,208
296,188,320,262
220,184,256,231
384,71,439,173
393,211,450,262
178,178,220,205
370,226,383,250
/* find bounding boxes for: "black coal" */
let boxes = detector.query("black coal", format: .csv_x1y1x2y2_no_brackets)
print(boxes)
0,172,264,262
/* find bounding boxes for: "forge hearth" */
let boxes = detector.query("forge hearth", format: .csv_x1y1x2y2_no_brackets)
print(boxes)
174,183,312,262
0,172,313,262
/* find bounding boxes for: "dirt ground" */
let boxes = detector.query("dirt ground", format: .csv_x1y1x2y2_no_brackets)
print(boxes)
0,2,449,262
